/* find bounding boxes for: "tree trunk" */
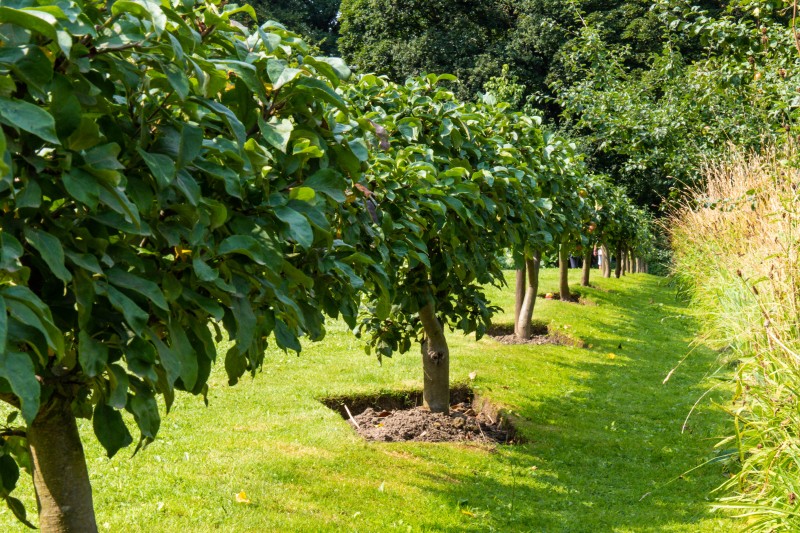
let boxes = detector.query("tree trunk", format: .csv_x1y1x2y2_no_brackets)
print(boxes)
515,251,541,340
28,397,98,533
581,246,592,287
621,248,627,276
601,244,611,278
614,243,622,278
558,243,571,301
514,264,526,332
418,297,450,414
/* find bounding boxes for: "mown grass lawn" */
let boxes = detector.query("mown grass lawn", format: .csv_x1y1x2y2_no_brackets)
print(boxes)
0,269,741,531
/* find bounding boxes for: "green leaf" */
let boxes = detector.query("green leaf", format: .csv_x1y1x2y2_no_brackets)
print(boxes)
107,268,169,311
315,57,352,81
224,345,246,386
274,206,313,249
397,117,420,141
177,124,203,168
5,496,34,529
0,454,19,495
348,138,369,162
67,118,101,151
137,149,176,189
161,62,190,101
0,96,59,145
197,99,245,148
62,168,100,209
0,234,23,272
83,143,124,171
3,286,64,358
78,331,108,378
0,351,39,425
168,319,198,390
304,168,346,202
126,337,157,381
231,297,256,356
101,283,149,334
218,235,269,266
111,0,166,35
294,77,348,112
289,187,315,202
192,257,218,282
93,404,133,458
274,318,301,353
129,388,160,440
0,7,57,41
23,228,71,283
201,198,227,229
64,251,103,275
259,117,293,153
107,364,129,409
16,180,41,209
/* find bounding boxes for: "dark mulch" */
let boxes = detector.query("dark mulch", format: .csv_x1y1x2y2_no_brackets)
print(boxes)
486,323,586,348
348,402,514,444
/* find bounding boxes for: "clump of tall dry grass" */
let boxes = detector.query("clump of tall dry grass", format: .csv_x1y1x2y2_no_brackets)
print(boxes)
670,148,800,530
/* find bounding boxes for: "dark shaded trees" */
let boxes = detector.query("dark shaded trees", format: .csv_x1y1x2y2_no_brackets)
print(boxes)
248,0,341,53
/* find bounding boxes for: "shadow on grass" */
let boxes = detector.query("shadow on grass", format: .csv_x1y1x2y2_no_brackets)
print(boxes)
409,274,732,531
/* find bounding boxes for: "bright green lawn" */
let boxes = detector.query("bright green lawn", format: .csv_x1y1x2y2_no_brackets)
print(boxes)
0,269,741,531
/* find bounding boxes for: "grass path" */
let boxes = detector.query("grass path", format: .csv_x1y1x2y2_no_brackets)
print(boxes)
1,270,741,531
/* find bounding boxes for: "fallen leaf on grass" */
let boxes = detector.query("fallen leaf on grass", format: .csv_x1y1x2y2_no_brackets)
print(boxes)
235,491,251,504
461,509,475,517
608,353,616,360
469,371,477,380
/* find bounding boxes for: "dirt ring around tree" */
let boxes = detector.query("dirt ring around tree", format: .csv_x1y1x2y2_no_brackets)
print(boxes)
486,322,587,348
321,386,521,445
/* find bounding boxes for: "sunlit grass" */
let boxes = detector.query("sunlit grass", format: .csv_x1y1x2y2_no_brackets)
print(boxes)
0,269,741,531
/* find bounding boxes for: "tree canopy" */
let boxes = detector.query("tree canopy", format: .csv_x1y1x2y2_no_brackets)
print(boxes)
0,0,651,529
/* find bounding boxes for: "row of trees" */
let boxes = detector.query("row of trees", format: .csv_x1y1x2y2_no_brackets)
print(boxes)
0,1,652,530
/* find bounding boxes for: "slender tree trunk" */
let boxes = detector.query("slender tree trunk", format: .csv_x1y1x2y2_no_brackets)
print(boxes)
581,246,592,287
621,248,627,276
514,264,526,332
28,397,98,533
601,243,611,278
418,297,449,414
614,243,622,278
515,251,541,339
558,243,571,301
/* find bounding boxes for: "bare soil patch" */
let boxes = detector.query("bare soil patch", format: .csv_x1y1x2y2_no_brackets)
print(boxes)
321,387,520,444
486,322,586,348
539,291,593,305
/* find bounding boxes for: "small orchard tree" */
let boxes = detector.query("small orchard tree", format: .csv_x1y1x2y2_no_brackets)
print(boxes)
0,2,377,530
512,133,583,339
344,75,540,413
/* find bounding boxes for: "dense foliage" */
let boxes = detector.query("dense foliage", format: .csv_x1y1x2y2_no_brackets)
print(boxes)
0,0,650,528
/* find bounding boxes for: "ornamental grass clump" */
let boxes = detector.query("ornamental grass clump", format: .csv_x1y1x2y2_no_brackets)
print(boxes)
670,148,800,530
